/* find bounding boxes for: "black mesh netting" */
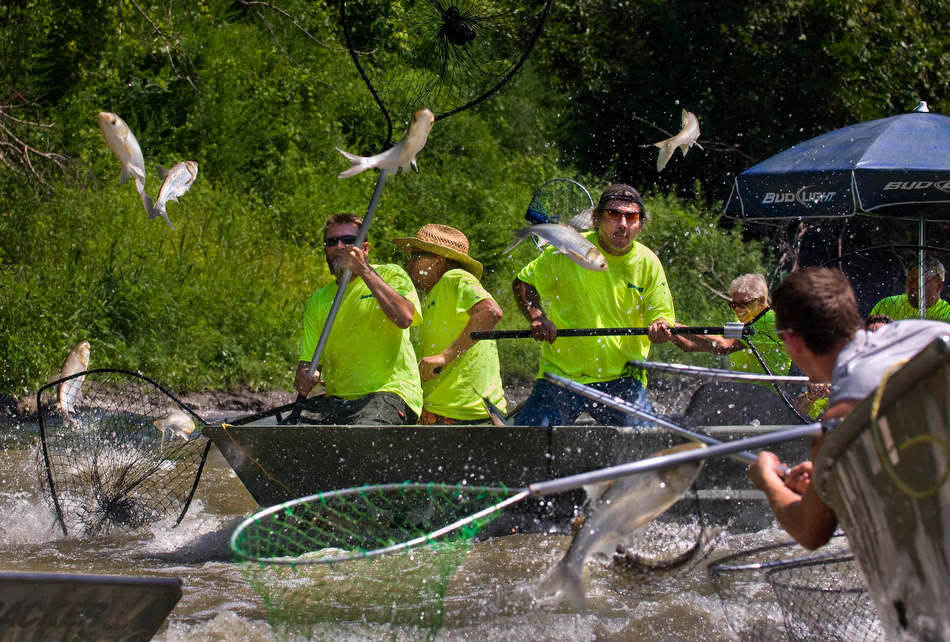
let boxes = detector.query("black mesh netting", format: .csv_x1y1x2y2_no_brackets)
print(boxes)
708,535,852,641
767,556,885,642
341,0,553,148
37,368,211,536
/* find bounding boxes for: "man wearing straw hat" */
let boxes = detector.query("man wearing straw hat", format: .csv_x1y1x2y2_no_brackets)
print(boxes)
748,267,949,549
293,213,423,425
392,224,507,424
511,183,675,427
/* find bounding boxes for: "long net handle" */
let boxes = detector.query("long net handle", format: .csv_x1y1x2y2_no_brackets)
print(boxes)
472,324,750,340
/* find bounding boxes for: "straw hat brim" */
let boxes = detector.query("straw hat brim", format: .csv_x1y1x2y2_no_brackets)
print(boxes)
391,237,483,279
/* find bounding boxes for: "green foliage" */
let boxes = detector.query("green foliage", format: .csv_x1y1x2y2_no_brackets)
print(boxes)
11,0,911,400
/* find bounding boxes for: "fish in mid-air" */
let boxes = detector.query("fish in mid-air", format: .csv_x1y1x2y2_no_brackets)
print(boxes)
97,111,154,218
336,108,435,179
536,442,705,610
504,224,608,272
57,341,91,417
654,109,702,172
152,161,198,230
154,410,196,451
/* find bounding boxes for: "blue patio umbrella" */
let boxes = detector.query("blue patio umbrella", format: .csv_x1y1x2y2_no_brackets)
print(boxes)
724,107,950,318
724,109,950,222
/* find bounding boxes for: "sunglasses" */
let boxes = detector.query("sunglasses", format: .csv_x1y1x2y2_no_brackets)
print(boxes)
728,298,760,309
601,208,640,221
324,235,359,247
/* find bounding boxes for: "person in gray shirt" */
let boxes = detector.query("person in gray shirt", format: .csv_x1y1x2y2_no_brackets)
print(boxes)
747,267,950,549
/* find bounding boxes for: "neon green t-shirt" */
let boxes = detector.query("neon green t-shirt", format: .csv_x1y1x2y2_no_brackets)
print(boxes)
517,232,675,384
870,294,950,322
298,263,423,417
728,309,791,376
418,269,507,420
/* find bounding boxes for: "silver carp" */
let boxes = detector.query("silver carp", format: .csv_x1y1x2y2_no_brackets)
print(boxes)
537,441,705,610
97,112,154,218
152,161,198,230
336,108,435,178
654,109,702,172
154,409,196,452
504,223,608,271
57,341,91,417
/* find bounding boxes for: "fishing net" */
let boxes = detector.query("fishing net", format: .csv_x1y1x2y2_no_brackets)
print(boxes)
36,368,211,536
708,535,851,641
230,483,523,640
341,0,553,147
766,555,884,642
525,177,595,227
610,489,719,579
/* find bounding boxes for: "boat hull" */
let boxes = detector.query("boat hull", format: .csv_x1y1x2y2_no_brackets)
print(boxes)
203,423,808,532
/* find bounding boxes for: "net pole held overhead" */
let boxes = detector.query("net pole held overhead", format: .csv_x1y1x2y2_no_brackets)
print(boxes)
304,169,392,380
471,322,750,340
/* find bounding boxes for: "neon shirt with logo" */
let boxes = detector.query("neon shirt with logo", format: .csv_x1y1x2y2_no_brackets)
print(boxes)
728,308,791,376
517,231,675,384
418,269,507,420
870,294,950,322
299,263,423,417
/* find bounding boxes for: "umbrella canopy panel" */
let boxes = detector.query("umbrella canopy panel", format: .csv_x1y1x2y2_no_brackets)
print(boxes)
725,112,950,221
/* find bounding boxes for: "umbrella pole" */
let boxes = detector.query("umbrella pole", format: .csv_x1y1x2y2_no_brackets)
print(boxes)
919,217,926,319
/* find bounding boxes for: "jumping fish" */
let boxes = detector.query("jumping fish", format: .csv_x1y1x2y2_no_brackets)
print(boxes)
97,111,154,218
152,161,198,230
504,224,608,272
654,109,702,172
154,409,196,451
336,108,436,179
536,442,705,610
57,341,91,417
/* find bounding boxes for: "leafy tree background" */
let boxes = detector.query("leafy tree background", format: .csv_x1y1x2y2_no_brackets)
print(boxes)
1,0,948,399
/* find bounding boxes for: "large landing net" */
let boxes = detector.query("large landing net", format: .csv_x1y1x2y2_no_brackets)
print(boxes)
36,368,211,536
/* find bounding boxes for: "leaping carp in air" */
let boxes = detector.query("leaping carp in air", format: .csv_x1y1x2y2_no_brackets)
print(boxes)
152,161,199,230
57,340,91,419
154,409,196,452
536,442,705,610
654,108,702,172
336,108,436,179
97,112,154,219
504,223,609,272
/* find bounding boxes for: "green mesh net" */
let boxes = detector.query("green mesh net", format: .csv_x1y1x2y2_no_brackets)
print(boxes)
230,483,523,640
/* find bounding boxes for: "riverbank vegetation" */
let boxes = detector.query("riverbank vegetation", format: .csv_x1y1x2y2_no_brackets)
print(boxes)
2,0,946,398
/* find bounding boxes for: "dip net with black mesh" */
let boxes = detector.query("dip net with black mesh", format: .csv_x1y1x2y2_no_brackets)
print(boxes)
767,555,885,641
708,535,882,641
36,368,211,537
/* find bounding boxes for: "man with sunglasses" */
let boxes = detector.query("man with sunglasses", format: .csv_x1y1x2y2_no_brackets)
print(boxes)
511,183,675,426
747,267,949,549
669,273,790,378
293,213,423,424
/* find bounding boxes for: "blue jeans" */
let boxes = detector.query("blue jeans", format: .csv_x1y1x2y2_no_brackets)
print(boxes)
512,377,654,427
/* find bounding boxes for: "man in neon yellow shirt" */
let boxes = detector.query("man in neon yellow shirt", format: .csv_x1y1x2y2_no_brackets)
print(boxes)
512,184,675,426
870,257,950,322
293,213,423,424
392,224,507,424
671,273,791,377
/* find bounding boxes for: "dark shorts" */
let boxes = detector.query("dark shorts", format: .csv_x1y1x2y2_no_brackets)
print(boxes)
510,377,653,428
298,391,416,425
